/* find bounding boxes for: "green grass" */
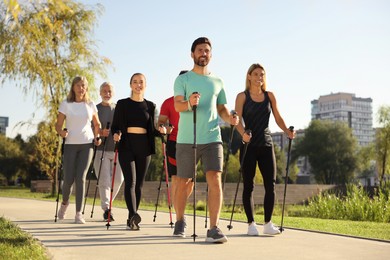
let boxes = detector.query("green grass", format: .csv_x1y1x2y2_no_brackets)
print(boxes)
0,217,49,260
1,187,390,243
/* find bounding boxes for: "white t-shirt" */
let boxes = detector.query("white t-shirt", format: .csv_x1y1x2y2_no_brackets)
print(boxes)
59,101,98,144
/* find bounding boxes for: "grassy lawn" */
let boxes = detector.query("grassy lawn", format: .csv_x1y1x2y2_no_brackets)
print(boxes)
0,217,49,260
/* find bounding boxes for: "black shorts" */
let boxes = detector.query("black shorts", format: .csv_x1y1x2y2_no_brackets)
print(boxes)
166,140,177,177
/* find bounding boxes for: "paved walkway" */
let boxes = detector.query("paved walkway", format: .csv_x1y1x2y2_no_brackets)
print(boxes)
1,197,389,260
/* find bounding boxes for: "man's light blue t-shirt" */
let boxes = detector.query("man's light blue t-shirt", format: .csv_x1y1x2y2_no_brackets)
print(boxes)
174,70,227,144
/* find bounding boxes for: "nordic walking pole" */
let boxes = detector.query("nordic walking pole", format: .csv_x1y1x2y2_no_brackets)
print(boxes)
162,133,174,227
227,130,251,230
106,131,120,230
91,122,110,218
82,141,98,215
191,92,198,242
222,110,238,191
204,185,208,228
54,128,67,222
153,126,166,223
279,126,294,233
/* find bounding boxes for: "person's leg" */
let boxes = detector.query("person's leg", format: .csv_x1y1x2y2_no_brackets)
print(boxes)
202,143,227,243
169,166,194,212
94,150,110,211
173,143,197,237
171,175,177,209
174,177,193,221
118,150,137,219
74,144,93,212
258,146,277,223
58,144,77,219
241,145,258,224
166,140,178,208
134,154,151,211
170,175,194,208
61,144,77,203
206,170,222,228
258,145,280,235
111,152,124,202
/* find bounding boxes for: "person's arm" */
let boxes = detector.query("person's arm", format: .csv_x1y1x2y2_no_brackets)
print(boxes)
91,112,102,146
234,92,245,136
217,104,230,123
268,91,295,139
235,92,251,143
158,114,168,126
217,103,239,129
55,112,68,138
111,101,123,142
158,114,169,135
174,93,200,112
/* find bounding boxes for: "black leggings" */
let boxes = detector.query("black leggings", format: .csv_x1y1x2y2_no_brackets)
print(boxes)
119,134,151,219
241,144,276,223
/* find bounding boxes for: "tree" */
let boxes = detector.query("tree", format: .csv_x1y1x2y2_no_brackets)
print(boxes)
355,143,376,184
376,105,390,187
275,144,298,184
0,134,24,184
293,120,358,185
1,0,111,191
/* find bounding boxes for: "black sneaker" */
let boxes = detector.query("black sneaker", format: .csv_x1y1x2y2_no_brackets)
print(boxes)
103,209,114,221
205,226,228,243
127,213,141,231
173,219,186,237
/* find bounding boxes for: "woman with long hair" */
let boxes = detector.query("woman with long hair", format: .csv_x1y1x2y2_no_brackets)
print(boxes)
55,76,102,224
235,63,295,235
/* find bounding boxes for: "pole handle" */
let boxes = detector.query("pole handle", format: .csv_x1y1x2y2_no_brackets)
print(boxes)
192,92,199,110
242,129,252,144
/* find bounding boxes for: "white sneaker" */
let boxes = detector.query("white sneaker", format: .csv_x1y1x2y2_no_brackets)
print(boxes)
247,222,259,236
75,212,86,224
263,221,280,235
57,202,69,220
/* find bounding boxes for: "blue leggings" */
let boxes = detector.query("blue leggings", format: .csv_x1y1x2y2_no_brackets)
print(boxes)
241,144,276,223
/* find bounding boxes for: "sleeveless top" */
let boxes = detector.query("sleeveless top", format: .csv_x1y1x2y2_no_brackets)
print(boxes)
242,90,273,147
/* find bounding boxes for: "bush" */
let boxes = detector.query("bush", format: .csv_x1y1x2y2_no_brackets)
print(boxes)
306,184,390,222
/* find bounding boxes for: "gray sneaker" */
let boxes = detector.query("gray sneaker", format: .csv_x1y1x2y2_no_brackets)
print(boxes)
205,227,228,243
173,220,186,237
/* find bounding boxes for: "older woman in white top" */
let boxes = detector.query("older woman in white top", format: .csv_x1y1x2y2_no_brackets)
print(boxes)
55,76,102,224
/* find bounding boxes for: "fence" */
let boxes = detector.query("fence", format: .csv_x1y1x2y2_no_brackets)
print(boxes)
31,180,335,205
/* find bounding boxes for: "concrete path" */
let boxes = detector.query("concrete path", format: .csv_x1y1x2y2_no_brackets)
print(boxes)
1,197,389,260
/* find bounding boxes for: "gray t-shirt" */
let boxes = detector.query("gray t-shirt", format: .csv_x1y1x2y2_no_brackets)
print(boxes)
96,103,116,151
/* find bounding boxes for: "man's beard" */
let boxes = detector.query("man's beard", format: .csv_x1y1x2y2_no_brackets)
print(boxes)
194,56,209,67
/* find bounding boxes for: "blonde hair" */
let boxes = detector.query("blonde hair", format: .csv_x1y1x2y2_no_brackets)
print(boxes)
67,76,90,102
245,63,267,92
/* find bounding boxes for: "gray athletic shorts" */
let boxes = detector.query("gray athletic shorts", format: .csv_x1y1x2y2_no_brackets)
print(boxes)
176,142,223,179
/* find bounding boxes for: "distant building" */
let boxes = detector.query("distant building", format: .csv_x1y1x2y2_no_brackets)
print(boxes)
0,117,9,135
311,92,374,146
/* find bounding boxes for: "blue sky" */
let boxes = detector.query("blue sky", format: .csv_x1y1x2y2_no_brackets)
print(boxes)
1,0,389,139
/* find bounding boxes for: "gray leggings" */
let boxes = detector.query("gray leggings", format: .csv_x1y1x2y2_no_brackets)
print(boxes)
62,143,93,212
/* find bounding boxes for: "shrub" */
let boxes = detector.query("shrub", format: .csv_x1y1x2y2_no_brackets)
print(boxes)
306,184,390,222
